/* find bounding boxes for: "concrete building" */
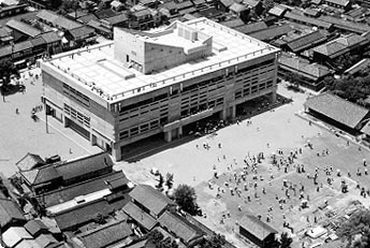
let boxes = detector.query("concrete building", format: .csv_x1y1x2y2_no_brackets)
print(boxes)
41,17,279,161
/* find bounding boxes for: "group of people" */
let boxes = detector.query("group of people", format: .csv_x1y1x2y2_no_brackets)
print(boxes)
197,125,370,238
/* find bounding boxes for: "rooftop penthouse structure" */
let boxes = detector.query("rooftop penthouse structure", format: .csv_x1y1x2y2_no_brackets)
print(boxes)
41,17,280,161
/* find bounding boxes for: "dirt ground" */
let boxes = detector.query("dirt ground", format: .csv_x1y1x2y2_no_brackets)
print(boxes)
117,85,370,248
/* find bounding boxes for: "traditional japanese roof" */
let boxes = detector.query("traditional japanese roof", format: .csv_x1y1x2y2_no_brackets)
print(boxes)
220,18,245,28
103,13,129,26
250,24,292,41
40,32,61,44
38,171,126,207
24,220,48,237
243,0,260,8
361,121,370,136
284,11,333,29
76,220,132,248
312,33,368,59
54,194,129,230
279,53,332,81
35,234,58,248
15,239,41,248
239,215,277,241
229,3,246,13
235,21,267,34
286,30,328,53
344,58,370,75
95,8,118,19
6,20,41,38
37,10,82,30
55,152,113,182
16,153,45,171
305,93,370,129
122,202,157,230
220,0,233,7
318,15,370,34
21,166,60,186
0,198,25,229
129,184,175,216
158,211,203,244
324,0,350,7
77,14,98,24
268,5,288,17
2,227,32,248
67,26,95,39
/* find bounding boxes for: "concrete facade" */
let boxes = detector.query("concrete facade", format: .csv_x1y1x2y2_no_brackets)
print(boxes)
41,18,280,161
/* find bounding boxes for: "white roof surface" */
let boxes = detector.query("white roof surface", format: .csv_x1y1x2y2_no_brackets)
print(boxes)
44,17,279,103
2,227,33,248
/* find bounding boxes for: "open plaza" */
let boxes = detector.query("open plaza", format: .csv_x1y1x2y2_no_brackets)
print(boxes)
1,67,370,247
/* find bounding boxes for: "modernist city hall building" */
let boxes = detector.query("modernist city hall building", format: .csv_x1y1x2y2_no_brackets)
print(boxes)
41,17,280,161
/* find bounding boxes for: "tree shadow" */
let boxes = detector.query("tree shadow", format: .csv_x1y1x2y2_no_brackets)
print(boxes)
1,84,25,97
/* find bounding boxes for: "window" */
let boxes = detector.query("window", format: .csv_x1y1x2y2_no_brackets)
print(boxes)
120,130,129,139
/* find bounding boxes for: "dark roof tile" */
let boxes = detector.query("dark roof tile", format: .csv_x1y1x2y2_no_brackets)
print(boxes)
305,93,369,129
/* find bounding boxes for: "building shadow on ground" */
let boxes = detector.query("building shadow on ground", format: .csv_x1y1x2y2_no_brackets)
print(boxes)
121,93,292,162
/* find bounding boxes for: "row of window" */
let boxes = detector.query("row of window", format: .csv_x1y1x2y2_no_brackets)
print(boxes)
180,97,224,117
64,104,91,128
115,59,275,115
119,117,167,140
235,80,274,100
63,83,90,107
118,93,168,115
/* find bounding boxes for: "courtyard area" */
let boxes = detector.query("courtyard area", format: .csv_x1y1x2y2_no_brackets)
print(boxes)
118,85,370,248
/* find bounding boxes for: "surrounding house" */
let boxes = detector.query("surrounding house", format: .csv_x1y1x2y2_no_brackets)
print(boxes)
0,198,26,231
111,0,125,11
6,19,41,42
283,11,333,30
318,15,370,34
65,26,97,48
122,201,157,231
284,30,328,53
158,210,204,246
250,24,293,41
129,184,176,218
322,0,351,11
267,4,289,18
234,21,267,34
71,220,133,248
239,215,277,248
312,33,369,65
36,10,83,31
16,153,45,172
304,93,370,134
278,53,333,91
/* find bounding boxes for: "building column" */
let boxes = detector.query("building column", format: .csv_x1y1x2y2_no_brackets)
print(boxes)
164,130,172,142
112,144,121,162
219,108,227,120
270,90,277,104
178,126,183,138
64,116,69,127
231,104,236,120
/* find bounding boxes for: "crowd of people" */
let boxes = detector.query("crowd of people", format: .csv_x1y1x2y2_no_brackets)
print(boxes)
194,120,370,240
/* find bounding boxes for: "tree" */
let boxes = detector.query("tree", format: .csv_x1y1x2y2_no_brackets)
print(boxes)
94,213,106,224
156,173,165,190
174,184,198,215
165,172,174,189
147,230,178,248
280,232,293,248
200,234,226,248
337,208,370,248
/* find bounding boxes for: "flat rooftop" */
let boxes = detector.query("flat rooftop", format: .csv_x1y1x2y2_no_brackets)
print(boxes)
43,18,279,104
